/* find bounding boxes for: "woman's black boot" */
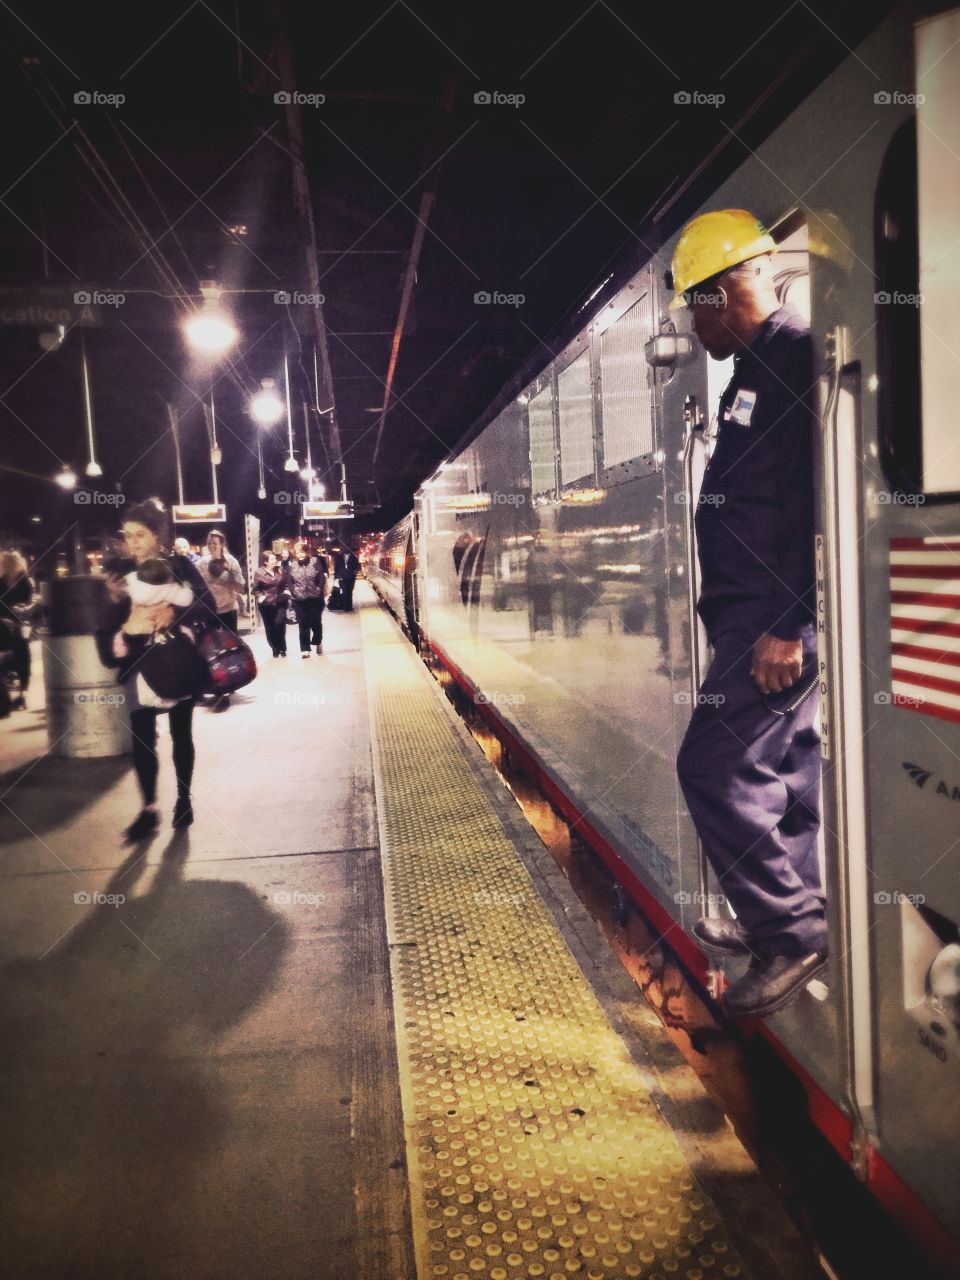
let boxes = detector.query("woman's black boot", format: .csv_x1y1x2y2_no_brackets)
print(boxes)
172,794,194,828
123,807,159,843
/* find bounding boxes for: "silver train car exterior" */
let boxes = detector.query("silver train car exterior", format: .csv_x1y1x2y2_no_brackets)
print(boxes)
368,5,960,1267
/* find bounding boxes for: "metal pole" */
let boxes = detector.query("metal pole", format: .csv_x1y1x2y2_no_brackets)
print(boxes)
303,402,313,491
166,402,185,505
209,382,219,505
283,352,295,463
80,330,98,473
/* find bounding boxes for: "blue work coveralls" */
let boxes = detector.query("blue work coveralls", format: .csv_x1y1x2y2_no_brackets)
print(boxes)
676,304,828,958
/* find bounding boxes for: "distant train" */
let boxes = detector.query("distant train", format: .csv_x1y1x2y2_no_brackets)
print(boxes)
368,5,960,1270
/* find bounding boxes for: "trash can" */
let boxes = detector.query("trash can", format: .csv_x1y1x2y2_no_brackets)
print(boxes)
43,576,131,758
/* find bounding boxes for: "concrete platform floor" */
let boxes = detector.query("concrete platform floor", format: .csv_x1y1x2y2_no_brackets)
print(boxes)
0,594,412,1280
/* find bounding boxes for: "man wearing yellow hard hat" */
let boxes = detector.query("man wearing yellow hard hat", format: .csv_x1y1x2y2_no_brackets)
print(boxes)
672,209,827,1017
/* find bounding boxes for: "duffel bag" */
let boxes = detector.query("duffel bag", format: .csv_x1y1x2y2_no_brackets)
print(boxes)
196,625,258,694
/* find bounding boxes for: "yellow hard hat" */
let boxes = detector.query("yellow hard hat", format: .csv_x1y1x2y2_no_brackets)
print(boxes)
668,209,777,309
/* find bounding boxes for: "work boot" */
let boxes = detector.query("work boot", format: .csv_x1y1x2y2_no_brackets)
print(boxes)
693,916,751,957
724,948,828,1018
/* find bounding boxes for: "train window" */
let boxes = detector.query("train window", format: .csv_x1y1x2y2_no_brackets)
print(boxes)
915,10,960,495
780,272,810,322
599,294,654,467
528,384,556,497
558,350,595,485
878,13,960,498
876,120,925,496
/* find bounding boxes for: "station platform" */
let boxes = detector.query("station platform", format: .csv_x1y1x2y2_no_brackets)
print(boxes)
0,584,823,1280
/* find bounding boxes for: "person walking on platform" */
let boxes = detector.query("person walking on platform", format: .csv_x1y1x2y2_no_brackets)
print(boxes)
340,546,360,610
285,540,326,657
0,550,36,710
198,530,245,708
198,530,245,632
254,550,288,657
670,209,827,1018
96,498,215,841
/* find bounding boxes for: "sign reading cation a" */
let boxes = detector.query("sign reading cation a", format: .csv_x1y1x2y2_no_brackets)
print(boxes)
0,285,101,328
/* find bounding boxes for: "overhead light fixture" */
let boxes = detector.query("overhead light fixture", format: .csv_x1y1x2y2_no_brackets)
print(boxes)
182,281,238,357
250,377,285,427
55,465,77,490
284,456,299,473
85,460,103,478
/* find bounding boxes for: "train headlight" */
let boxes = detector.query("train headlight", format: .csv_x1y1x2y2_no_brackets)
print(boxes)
927,942,960,1028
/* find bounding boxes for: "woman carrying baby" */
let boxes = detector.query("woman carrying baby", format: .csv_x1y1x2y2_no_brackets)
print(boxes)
97,498,215,842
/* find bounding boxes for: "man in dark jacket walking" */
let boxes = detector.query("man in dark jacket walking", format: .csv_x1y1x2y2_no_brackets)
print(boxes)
340,547,359,610
284,540,326,657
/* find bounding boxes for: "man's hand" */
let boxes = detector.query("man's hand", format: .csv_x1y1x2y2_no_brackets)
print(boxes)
751,633,802,694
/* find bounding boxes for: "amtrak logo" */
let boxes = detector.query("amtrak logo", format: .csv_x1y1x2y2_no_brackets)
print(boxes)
903,762,934,789
902,761,960,801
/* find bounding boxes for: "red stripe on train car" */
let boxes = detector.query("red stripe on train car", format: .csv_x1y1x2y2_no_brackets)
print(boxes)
890,667,960,697
890,590,960,608
890,643,960,667
891,699,960,726
890,617,960,640
890,538,960,550
890,565,960,579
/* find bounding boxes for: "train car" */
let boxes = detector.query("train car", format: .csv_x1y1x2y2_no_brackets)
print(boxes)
375,4,960,1270
366,514,419,642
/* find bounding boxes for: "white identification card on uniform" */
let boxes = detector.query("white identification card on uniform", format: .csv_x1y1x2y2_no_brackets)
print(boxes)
726,388,757,426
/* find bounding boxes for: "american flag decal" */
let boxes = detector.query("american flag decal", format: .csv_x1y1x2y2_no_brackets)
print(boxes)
890,537,960,724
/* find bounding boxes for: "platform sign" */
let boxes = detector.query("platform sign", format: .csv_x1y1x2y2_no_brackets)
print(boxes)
301,500,354,520
0,284,102,328
173,503,227,524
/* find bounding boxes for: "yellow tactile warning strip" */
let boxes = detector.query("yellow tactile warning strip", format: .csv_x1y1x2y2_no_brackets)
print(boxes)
362,602,749,1280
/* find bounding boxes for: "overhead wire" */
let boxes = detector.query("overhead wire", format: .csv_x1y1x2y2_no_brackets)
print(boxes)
18,57,291,483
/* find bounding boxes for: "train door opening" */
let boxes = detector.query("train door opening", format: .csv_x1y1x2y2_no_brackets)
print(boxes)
402,524,420,647
768,216,833,974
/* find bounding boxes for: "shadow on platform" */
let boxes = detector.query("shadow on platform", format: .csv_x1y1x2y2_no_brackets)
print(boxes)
0,836,292,1278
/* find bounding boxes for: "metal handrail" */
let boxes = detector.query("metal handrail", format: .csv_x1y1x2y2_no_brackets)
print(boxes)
680,402,714,932
818,324,877,1176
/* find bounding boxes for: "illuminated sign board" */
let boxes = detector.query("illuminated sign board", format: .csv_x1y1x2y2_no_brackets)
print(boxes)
173,503,227,523
301,501,354,520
